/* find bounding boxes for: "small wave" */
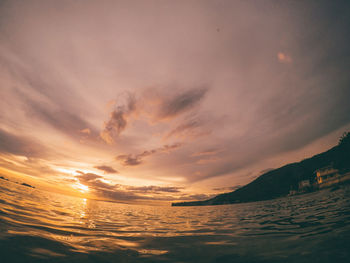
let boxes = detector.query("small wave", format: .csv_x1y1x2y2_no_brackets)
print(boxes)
1,179,350,262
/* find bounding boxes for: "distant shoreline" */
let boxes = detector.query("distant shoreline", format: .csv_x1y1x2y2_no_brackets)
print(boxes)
173,133,350,206
0,176,35,188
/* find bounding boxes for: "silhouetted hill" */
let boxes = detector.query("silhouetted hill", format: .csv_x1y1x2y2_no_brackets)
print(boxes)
172,132,350,206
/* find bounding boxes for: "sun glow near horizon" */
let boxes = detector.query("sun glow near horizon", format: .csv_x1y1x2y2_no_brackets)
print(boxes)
73,182,90,194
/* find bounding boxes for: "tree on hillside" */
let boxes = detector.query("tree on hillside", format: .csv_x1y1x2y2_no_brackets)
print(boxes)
335,131,350,172
339,131,350,146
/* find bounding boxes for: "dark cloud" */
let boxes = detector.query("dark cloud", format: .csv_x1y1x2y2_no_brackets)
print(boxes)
161,143,183,152
75,171,184,201
0,128,47,158
191,149,220,157
75,172,118,193
16,91,98,141
87,179,116,190
178,193,215,201
99,88,208,145
213,185,242,192
157,88,207,119
94,165,118,174
116,154,142,166
76,172,102,182
73,170,232,202
165,118,210,140
29,105,96,139
95,186,186,201
100,88,207,144
95,188,140,201
127,185,183,193
100,93,136,143
1,58,98,143
116,143,182,166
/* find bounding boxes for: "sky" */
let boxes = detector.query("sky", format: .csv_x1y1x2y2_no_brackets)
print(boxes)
0,0,350,203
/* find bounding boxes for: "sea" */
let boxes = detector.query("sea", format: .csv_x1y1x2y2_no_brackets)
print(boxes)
0,178,349,263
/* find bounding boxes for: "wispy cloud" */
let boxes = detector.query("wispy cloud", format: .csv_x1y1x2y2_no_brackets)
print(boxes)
116,143,182,166
23,97,97,140
76,171,102,182
126,185,183,193
164,116,212,141
94,165,118,174
178,193,215,201
0,154,58,180
100,87,208,144
115,154,143,166
191,149,220,157
100,93,136,144
0,128,47,158
75,171,184,201
196,157,219,165
212,185,242,192
156,88,208,120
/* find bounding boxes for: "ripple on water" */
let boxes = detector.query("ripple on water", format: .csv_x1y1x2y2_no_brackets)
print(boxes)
0,179,350,262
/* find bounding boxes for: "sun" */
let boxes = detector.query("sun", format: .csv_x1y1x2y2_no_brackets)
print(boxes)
73,182,90,193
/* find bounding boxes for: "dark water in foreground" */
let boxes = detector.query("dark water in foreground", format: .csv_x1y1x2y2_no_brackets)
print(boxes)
0,179,350,263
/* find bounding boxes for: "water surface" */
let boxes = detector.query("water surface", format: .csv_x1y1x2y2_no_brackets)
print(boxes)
1,179,349,262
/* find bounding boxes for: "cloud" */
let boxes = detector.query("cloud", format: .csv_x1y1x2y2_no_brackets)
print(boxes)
126,185,183,193
94,165,118,174
99,87,208,145
87,178,116,190
157,88,208,120
100,93,136,143
116,154,142,166
95,188,140,201
212,185,242,192
0,154,58,179
20,93,97,141
76,172,102,182
0,59,98,143
162,143,182,152
116,143,182,166
80,128,91,135
191,149,220,157
0,128,47,158
165,118,210,140
196,157,219,165
74,171,184,201
75,171,118,192
178,193,215,201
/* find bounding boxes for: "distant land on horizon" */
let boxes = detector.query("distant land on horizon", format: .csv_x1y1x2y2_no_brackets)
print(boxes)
172,132,350,206
0,176,35,189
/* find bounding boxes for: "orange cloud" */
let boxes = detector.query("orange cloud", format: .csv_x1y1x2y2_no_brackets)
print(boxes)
191,149,220,157
196,157,219,165
100,88,208,144
100,93,136,144
94,165,118,174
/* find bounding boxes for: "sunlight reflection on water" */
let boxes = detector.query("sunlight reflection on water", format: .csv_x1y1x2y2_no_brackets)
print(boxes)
0,179,350,262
